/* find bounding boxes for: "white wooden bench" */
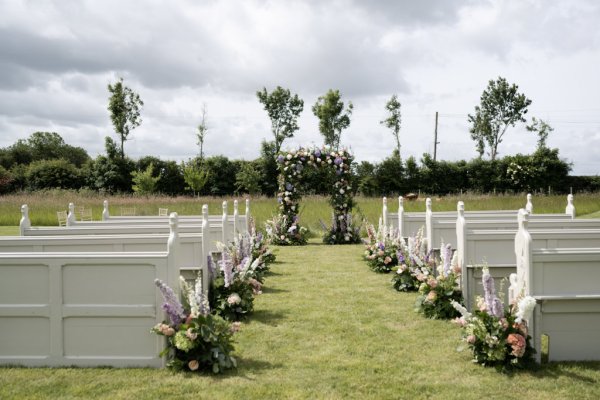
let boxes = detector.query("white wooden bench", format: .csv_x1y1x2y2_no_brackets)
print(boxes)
456,203,600,311
20,204,225,256
510,210,600,362
100,199,250,236
426,197,574,252
0,214,186,368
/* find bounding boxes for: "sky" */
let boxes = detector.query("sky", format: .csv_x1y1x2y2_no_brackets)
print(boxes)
1,0,599,175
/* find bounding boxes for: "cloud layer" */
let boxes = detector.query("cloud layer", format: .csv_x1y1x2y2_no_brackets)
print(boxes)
1,0,599,174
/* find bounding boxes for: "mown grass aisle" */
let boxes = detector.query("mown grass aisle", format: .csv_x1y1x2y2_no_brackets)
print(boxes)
2,240,600,399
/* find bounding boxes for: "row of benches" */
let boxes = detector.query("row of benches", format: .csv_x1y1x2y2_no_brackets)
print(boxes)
0,200,250,368
380,195,600,362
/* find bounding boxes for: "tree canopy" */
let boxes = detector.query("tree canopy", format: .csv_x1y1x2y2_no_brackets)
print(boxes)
107,77,144,158
381,94,402,159
256,86,304,154
312,89,353,151
468,77,531,161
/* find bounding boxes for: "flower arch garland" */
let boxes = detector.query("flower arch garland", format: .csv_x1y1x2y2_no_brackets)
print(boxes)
267,146,361,245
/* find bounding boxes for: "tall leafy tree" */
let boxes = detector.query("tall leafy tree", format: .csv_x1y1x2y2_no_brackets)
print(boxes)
312,89,353,151
256,86,304,154
468,77,531,161
380,94,402,159
107,78,144,158
182,160,210,197
196,103,208,160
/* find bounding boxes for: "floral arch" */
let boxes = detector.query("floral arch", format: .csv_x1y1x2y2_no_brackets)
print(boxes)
267,146,361,245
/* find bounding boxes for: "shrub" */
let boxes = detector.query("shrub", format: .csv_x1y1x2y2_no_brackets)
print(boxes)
25,158,83,190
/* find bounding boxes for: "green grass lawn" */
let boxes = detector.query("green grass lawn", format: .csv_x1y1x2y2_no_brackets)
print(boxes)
2,240,600,399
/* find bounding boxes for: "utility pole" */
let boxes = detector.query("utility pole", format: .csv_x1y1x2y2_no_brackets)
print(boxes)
433,111,440,161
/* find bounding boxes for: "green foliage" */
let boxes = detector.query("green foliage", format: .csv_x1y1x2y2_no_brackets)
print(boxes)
25,159,83,190
131,163,159,195
201,155,239,195
468,77,532,160
107,77,144,157
526,117,553,150
381,94,402,158
375,150,404,195
182,160,210,196
356,161,378,196
0,165,14,194
236,161,262,195
88,137,135,193
312,89,353,151
256,86,304,154
415,271,463,320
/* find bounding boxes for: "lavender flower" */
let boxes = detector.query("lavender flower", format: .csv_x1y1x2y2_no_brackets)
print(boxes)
285,182,293,191
491,297,504,318
314,148,321,157
276,155,284,163
334,157,342,165
154,278,185,326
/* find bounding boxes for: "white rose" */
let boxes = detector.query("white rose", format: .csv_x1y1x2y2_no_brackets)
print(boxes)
340,189,345,194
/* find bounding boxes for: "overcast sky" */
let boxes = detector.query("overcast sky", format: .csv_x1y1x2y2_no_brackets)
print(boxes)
1,0,599,175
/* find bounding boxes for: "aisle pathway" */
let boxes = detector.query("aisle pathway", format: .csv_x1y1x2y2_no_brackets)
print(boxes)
230,240,464,398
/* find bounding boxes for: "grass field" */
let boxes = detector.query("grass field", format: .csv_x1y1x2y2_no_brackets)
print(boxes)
1,240,600,399
1,190,599,233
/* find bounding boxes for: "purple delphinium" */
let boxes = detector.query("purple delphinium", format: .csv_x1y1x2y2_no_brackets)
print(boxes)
276,155,284,163
491,297,504,318
334,157,342,165
397,251,405,264
154,278,185,326
314,148,321,158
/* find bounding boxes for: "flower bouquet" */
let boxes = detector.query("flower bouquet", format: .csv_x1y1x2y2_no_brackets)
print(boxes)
414,243,464,319
208,247,260,321
152,278,238,374
265,213,309,245
391,227,433,291
452,266,536,371
362,222,401,273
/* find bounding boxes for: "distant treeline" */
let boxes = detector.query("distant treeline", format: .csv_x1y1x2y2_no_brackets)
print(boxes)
0,132,594,196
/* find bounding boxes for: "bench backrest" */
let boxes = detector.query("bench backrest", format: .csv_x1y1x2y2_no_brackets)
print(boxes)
0,213,185,368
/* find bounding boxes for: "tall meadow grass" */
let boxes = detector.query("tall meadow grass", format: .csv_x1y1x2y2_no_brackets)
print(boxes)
1,190,599,232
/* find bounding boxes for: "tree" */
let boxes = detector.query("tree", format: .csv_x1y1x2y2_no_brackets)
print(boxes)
526,117,553,151
182,160,210,197
196,103,208,160
256,86,304,154
131,163,159,195
107,78,144,158
312,89,353,151
380,94,402,159
235,161,262,195
468,77,531,161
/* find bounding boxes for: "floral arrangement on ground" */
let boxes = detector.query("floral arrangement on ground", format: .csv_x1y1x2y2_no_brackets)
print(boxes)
414,242,464,320
452,265,537,371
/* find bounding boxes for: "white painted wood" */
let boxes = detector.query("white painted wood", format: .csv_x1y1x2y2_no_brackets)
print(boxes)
67,203,77,226
102,199,109,220
566,194,576,218
382,197,388,229
0,216,189,367
526,193,533,214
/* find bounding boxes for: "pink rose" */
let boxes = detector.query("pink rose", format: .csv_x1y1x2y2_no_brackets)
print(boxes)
188,360,199,371
507,333,526,357
230,321,242,334
164,327,175,336
426,291,437,303
377,250,385,257
384,256,392,265
427,278,438,288
467,335,476,344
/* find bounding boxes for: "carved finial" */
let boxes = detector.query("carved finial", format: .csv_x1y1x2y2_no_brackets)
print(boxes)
202,204,208,218
234,200,239,213
383,197,387,206
457,201,464,215
566,194,575,218
426,197,432,211
246,198,250,212
518,208,529,230
169,212,178,230
222,201,227,214
525,193,533,214
102,200,109,220
399,196,404,206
